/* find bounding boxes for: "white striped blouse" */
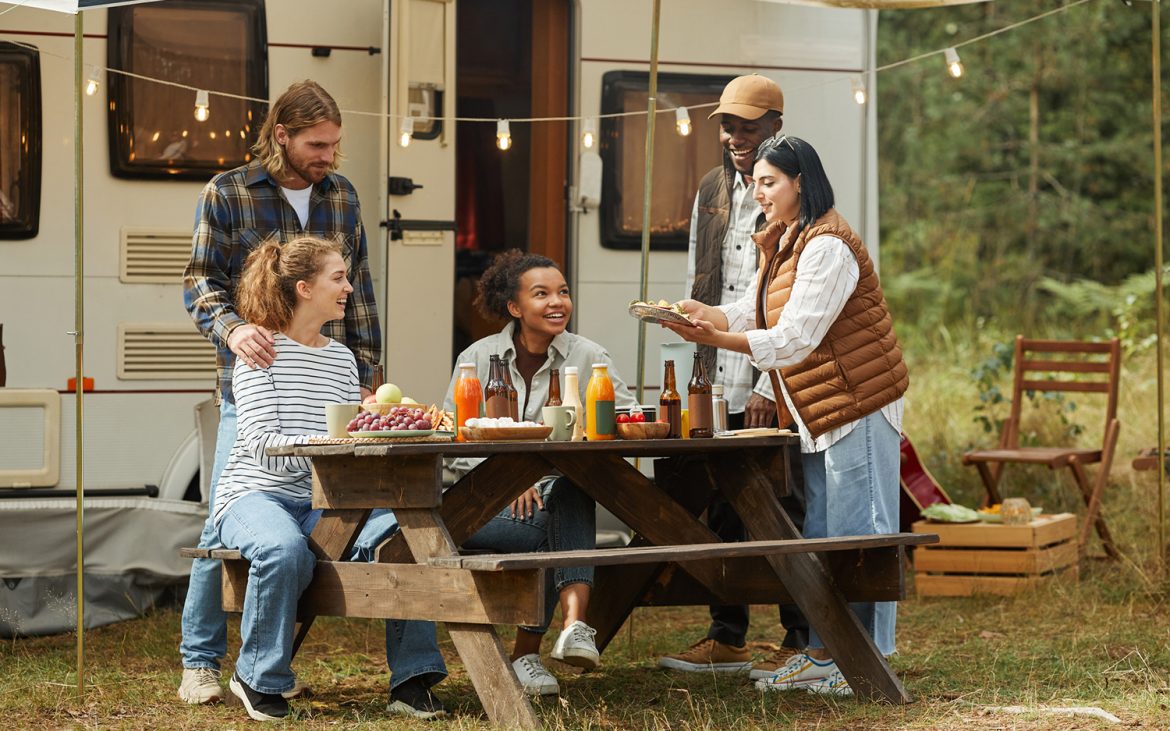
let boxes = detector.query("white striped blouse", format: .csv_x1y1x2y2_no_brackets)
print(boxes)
212,333,359,525
718,235,903,454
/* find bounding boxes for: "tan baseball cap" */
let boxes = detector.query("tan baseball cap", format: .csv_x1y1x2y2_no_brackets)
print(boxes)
707,74,784,120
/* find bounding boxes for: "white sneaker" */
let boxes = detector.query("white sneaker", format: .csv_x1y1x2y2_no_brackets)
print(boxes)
805,669,854,697
178,667,224,704
512,654,560,696
754,653,836,692
550,620,600,670
281,673,310,699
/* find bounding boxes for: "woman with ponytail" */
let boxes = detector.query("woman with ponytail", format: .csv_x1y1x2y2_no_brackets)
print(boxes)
665,135,908,698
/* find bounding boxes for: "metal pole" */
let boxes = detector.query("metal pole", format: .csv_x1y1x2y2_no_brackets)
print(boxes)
73,11,86,698
634,0,662,404
1153,0,1166,569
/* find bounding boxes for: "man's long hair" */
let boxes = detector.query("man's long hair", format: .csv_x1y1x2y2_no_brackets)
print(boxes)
252,80,344,181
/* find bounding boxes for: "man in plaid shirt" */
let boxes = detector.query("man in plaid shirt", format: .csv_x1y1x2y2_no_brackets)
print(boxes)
179,81,448,720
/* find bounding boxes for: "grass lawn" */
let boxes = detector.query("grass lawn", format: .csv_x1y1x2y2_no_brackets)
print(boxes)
2,561,1167,730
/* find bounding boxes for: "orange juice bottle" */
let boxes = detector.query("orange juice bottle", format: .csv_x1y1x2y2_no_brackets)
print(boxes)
585,363,616,441
454,362,482,442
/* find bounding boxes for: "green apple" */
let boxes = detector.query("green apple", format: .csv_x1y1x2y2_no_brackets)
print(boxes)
400,396,418,404
375,383,403,404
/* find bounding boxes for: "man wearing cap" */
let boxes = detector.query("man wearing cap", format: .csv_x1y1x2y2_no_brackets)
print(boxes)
658,73,810,680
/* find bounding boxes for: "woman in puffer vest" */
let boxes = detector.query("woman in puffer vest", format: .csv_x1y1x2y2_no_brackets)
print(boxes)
664,134,908,698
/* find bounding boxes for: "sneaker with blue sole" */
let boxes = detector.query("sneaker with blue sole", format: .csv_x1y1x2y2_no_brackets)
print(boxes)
753,652,837,692
805,669,854,696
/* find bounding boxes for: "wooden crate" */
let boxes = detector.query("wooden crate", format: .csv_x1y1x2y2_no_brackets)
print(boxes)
912,513,1078,597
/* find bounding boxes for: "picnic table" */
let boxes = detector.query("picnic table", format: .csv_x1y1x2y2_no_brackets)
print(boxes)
197,435,935,727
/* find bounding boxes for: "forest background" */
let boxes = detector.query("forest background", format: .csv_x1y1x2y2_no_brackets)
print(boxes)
875,0,1167,565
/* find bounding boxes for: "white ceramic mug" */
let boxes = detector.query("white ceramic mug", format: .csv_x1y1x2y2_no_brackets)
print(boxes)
542,405,577,441
325,403,362,438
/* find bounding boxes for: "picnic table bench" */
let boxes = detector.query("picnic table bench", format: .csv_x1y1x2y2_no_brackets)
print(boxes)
186,435,936,727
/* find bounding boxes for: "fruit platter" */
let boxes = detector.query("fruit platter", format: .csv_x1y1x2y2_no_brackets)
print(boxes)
459,417,553,442
628,299,693,326
347,404,442,438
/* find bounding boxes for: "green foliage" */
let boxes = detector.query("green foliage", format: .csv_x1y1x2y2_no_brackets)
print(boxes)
971,340,1013,434
878,1,1165,332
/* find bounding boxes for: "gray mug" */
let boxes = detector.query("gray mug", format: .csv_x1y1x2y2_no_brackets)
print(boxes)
542,405,577,441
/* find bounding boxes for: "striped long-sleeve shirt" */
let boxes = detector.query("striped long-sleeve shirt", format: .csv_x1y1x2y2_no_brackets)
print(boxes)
719,235,902,454
182,160,381,405
212,334,359,525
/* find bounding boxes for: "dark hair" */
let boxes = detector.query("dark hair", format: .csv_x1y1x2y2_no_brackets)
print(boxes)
475,248,559,321
237,236,342,332
755,134,834,238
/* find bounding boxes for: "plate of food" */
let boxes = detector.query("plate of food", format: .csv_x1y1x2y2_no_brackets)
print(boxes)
977,505,1043,523
628,299,693,326
348,429,435,438
459,417,553,442
347,405,438,436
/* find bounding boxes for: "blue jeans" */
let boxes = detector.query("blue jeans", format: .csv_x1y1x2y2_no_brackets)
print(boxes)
181,403,447,690
180,399,236,670
801,411,900,657
461,476,595,635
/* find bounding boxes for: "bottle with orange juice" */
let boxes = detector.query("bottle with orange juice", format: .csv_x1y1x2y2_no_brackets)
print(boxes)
585,363,616,441
453,362,483,442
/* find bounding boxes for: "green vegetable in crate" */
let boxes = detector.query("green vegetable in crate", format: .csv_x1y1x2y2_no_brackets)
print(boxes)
920,503,980,523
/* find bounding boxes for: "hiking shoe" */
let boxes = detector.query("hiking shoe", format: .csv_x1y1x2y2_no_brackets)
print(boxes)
512,653,560,696
754,653,836,692
229,673,290,721
551,620,600,670
281,673,310,700
178,667,224,705
805,669,854,697
749,647,802,680
658,638,752,674
387,677,447,720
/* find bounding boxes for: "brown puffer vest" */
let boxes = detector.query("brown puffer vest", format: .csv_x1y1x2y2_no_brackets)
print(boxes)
752,209,908,439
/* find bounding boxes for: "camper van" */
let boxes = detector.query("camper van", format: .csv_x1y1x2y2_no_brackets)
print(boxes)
0,0,877,634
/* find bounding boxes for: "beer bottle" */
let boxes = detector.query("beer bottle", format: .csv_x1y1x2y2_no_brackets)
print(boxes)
545,368,563,407
502,357,520,420
687,351,713,438
484,354,510,418
659,360,682,438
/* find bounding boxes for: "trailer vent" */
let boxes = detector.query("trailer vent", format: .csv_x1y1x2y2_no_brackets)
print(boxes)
117,324,215,381
119,228,192,283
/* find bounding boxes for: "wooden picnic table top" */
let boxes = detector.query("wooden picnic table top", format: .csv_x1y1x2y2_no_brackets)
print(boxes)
267,433,798,459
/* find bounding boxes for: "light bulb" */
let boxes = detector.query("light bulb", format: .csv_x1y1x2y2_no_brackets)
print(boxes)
675,106,692,137
84,66,100,97
194,89,210,122
944,47,964,79
399,116,414,148
496,119,512,151
851,78,867,105
581,118,596,149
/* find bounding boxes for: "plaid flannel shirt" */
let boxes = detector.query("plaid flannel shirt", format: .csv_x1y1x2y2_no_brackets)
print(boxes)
183,160,381,404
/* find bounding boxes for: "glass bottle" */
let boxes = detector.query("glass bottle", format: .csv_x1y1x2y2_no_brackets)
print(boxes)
501,356,520,420
687,351,713,438
484,354,510,418
659,359,682,439
545,368,562,407
562,366,585,441
585,363,616,441
712,383,729,434
453,362,483,442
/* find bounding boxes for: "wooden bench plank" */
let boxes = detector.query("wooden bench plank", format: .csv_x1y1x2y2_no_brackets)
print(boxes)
220,559,544,626
180,547,242,560
428,533,937,571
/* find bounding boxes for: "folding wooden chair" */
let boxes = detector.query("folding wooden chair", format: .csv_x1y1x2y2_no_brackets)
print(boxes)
962,336,1121,558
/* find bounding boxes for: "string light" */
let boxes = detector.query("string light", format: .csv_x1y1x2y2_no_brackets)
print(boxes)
84,66,100,96
496,119,512,151
398,116,414,148
944,47,965,78
193,89,210,122
851,77,867,105
581,117,596,149
675,106,692,136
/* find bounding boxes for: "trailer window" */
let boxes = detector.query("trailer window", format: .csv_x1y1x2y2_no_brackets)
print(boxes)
599,71,733,251
0,43,41,240
107,0,268,181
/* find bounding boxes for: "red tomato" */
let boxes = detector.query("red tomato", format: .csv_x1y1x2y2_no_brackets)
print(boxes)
616,413,631,423
632,412,646,423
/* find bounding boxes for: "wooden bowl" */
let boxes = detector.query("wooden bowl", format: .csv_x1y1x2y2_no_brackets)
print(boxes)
616,421,670,440
460,425,553,442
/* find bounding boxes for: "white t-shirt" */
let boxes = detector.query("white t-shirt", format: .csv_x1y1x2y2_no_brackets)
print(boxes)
281,185,312,228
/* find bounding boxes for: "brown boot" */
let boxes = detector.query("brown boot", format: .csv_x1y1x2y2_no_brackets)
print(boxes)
657,638,751,674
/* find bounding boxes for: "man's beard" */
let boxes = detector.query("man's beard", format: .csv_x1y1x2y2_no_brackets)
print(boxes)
286,153,328,185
